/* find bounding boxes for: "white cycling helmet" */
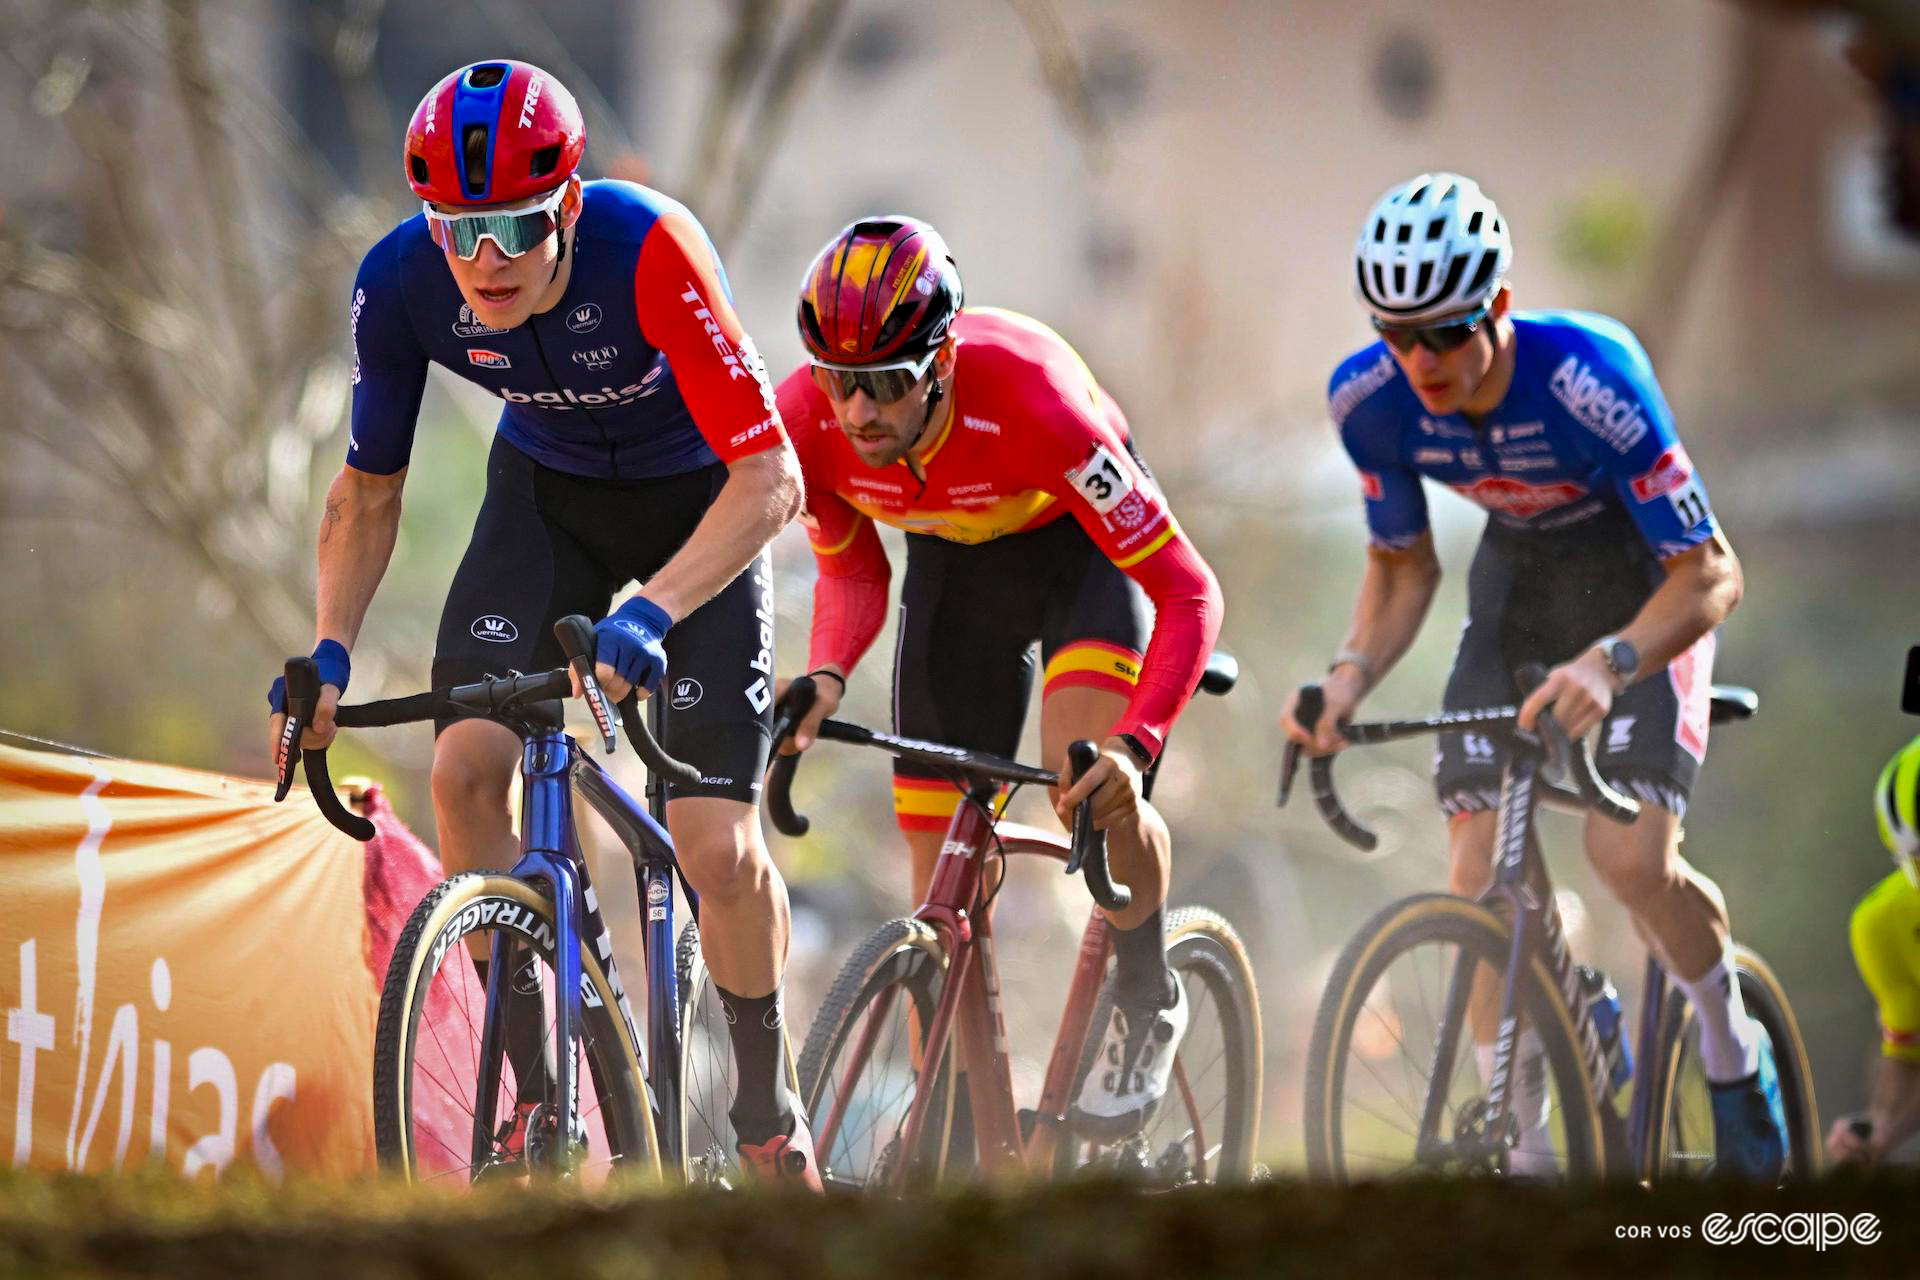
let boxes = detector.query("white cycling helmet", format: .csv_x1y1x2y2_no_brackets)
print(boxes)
1354,172,1512,325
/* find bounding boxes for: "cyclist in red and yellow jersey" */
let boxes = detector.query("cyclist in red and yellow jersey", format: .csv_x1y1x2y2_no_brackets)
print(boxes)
773,217,1223,1136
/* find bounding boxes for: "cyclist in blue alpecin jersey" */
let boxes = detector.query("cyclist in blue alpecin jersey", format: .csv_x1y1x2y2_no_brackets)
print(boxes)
1281,173,1788,1180
265,60,819,1184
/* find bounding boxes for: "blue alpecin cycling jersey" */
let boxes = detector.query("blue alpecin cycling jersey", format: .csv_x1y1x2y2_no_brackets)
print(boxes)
347,180,781,480
1327,311,1718,559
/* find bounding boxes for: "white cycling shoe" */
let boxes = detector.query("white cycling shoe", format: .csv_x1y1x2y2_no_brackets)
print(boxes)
1070,978,1189,1139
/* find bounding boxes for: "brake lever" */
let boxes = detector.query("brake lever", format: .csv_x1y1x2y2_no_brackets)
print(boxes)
554,614,617,752
275,657,318,802
1278,683,1324,808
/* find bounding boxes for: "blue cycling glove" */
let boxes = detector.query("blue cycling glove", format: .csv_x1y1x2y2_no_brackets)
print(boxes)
267,639,352,715
594,596,674,694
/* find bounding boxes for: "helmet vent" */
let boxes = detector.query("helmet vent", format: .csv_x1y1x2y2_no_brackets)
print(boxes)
1374,217,1388,243
462,125,490,193
409,153,430,185
1466,210,1484,235
1407,180,1429,204
467,65,507,89
1392,263,1407,294
1396,223,1412,244
1466,249,1499,297
1428,218,1446,241
1415,262,1433,296
530,145,561,179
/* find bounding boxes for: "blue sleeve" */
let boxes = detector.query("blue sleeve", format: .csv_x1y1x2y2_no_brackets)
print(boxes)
345,242,429,476
1559,323,1719,559
1329,357,1427,550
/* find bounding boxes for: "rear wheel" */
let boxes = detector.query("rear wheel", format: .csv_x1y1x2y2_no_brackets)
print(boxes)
373,874,658,1185
1646,945,1821,1182
797,918,955,1190
1061,906,1264,1185
1303,893,1602,1183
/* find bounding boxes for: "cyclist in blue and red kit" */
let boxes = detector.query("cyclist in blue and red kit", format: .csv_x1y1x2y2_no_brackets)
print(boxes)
265,60,818,1184
1281,173,1788,1180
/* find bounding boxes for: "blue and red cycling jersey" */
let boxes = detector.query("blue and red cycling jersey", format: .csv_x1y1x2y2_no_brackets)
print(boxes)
347,180,783,479
1328,311,1718,559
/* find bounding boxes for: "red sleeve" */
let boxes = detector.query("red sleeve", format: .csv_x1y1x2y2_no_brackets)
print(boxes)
777,367,893,674
633,212,786,461
1032,359,1222,758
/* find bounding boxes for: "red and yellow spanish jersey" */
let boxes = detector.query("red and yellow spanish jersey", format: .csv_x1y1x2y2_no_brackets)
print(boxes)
775,308,1222,757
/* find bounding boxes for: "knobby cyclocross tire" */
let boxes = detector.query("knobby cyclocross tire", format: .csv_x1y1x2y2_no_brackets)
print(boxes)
1304,893,1602,1183
675,919,803,1185
1062,906,1264,1184
797,917,956,1190
1644,944,1822,1182
374,873,658,1183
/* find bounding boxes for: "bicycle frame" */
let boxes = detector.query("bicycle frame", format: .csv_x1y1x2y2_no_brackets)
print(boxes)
469,723,695,1171
811,787,1120,1183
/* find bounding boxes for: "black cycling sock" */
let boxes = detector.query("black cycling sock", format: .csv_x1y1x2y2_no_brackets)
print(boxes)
475,952,551,1103
1110,907,1176,1010
718,985,793,1145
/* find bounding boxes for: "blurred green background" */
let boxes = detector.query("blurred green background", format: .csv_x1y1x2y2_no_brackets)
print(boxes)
2,0,1916,1169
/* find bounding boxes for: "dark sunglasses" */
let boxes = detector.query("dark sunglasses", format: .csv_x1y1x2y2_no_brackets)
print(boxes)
810,350,936,405
1373,303,1491,356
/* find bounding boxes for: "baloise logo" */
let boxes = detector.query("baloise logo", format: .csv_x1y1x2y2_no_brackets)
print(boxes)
566,303,602,334
471,615,519,643
670,678,703,710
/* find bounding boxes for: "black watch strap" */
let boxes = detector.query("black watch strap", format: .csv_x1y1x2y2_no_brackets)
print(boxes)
1117,733,1155,768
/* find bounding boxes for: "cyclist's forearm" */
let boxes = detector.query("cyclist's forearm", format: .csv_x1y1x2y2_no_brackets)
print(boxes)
1336,538,1442,690
640,444,801,621
1870,1056,1920,1154
314,466,405,649
1613,533,1742,673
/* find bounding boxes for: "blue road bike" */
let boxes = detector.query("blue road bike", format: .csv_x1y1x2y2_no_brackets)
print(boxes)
277,616,758,1185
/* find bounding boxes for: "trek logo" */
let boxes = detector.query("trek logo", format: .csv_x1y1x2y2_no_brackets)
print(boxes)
519,74,544,129
1548,357,1650,453
679,283,753,381
570,346,617,371
565,303,602,334
471,615,519,643
1629,443,1694,502
467,348,511,369
452,304,506,338
669,678,703,710
1451,476,1588,520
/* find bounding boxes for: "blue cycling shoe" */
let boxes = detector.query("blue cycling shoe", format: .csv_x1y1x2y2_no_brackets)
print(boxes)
1708,1027,1788,1182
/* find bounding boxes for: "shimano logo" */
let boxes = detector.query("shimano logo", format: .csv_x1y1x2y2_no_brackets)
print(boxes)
519,74,543,129
470,615,518,643
1328,352,1396,427
1548,356,1649,453
848,475,902,493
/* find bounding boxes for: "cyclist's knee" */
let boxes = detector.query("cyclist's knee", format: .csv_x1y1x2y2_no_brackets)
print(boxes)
1445,810,1496,898
671,800,774,905
430,727,517,814
1585,820,1680,911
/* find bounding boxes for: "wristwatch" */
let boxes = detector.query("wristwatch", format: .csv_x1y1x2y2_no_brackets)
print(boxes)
1592,635,1639,688
1116,733,1155,769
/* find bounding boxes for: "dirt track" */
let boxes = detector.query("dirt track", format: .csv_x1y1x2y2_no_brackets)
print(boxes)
1,1172,1916,1278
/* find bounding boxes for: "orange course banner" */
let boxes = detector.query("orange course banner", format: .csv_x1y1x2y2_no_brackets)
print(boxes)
0,742,384,1178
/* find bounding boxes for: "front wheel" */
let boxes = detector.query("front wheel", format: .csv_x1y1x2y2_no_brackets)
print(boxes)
1061,906,1264,1185
373,873,658,1185
797,918,955,1191
1645,945,1821,1182
1303,893,1603,1183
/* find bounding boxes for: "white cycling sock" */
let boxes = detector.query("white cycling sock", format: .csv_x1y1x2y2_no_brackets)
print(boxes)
1674,946,1761,1083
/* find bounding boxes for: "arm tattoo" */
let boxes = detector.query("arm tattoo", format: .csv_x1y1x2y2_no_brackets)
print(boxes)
320,498,344,544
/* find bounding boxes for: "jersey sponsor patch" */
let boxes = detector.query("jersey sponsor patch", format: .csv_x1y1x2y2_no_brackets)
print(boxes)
1630,443,1695,502
467,348,511,369
1328,352,1397,427
1547,356,1650,453
565,302,603,333
1065,443,1136,515
453,304,507,338
1359,470,1384,501
1450,476,1589,519
1413,447,1454,465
